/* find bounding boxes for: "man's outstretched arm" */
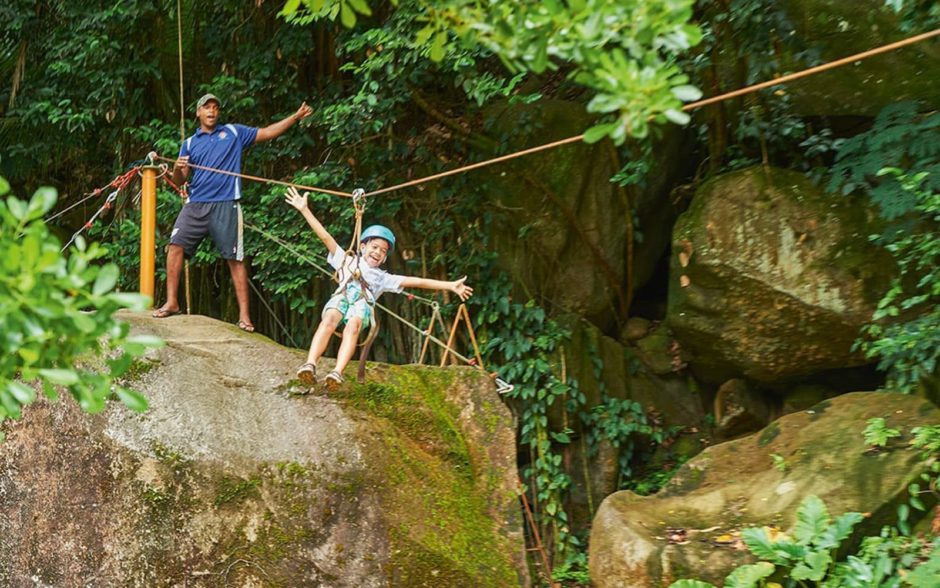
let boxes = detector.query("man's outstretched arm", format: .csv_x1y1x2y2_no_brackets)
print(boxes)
255,102,312,143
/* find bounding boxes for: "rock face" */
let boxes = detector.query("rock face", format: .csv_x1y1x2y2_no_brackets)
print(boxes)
0,313,527,588
780,0,940,115
485,99,694,330
550,315,707,534
589,392,939,587
667,166,892,384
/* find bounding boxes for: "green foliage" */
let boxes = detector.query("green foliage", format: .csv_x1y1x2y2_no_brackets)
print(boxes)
671,439,940,588
551,550,590,585
856,169,939,392
282,0,704,143
905,424,940,533
828,104,940,220
863,417,902,448
0,180,163,439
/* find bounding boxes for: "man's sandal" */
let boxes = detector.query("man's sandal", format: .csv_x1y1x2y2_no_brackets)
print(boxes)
152,307,180,319
237,320,255,333
296,363,317,387
324,370,345,392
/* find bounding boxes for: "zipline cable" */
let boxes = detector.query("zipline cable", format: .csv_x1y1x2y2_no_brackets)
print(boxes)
150,154,354,198
149,28,938,201
364,27,940,197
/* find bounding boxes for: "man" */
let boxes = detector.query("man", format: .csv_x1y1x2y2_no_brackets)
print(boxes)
152,93,312,332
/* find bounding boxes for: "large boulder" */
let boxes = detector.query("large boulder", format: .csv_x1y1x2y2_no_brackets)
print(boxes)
589,392,939,587
0,313,527,587
667,166,893,384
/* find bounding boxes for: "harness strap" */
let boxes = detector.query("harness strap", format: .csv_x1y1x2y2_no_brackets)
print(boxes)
357,312,380,383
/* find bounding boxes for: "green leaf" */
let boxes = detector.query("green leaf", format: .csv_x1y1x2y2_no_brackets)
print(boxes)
429,31,447,62
664,109,691,126
7,381,37,405
816,511,864,550
668,581,717,588
340,2,356,27
0,177,9,197
39,368,80,386
125,335,164,348
27,187,58,219
18,347,40,363
796,550,831,581
794,495,829,545
73,313,98,334
279,0,301,16
93,264,120,296
115,387,148,412
347,0,372,16
672,85,702,102
108,292,149,310
741,527,793,565
905,550,940,586
583,122,617,144
415,25,434,46
7,197,27,221
0,388,22,419
551,431,571,444
724,562,775,588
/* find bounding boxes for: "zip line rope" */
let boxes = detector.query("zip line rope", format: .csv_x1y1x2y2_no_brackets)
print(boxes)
151,28,937,200
365,27,940,197
151,154,354,198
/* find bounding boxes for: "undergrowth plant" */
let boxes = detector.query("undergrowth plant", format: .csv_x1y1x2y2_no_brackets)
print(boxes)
0,179,162,439
855,169,939,393
670,419,940,588
669,494,940,588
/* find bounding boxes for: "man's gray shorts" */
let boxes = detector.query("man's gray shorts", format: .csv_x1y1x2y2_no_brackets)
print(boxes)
170,201,244,261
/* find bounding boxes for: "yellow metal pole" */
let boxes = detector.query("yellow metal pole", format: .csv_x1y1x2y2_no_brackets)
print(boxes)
140,166,158,302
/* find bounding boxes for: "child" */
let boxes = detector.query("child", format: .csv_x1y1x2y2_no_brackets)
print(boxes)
285,186,473,390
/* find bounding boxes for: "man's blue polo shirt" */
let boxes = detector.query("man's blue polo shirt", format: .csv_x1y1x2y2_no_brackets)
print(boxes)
179,123,258,202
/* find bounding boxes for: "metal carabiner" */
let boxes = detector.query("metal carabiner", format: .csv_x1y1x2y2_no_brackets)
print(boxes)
352,188,366,213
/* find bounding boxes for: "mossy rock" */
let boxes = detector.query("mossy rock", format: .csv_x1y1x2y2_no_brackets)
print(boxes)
667,166,894,384
589,392,940,587
0,313,527,587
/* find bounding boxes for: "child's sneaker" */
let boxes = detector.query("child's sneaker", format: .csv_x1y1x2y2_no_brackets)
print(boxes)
296,363,317,387
324,370,345,392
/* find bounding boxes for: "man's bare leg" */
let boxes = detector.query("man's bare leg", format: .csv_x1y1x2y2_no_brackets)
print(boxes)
227,259,253,331
153,244,184,317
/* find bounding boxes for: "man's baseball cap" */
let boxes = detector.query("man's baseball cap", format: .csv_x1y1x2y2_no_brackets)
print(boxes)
196,93,221,110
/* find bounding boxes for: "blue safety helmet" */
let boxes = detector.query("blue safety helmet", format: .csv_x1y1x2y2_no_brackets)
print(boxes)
360,225,396,252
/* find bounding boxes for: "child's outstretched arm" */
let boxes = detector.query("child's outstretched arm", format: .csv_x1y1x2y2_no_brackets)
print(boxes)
285,186,338,254
400,276,474,301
